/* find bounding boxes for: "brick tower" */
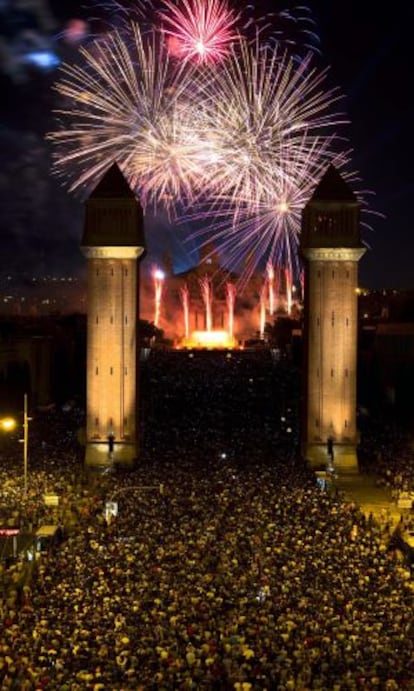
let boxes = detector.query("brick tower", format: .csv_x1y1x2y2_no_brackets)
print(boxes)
300,165,365,472
81,163,146,467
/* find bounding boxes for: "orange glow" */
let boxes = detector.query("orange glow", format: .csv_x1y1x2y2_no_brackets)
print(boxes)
181,330,237,349
0,417,16,432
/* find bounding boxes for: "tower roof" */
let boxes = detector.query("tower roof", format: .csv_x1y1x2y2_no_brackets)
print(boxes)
89,162,137,200
310,165,357,203
81,163,145,249
300,165,362,250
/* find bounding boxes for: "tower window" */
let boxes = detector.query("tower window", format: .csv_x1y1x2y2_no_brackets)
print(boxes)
95,417,99,426
111,268,114,276
331,369,334,378
316,368,319,378
124,417,128,427
110,367,113,375
317,270,321,278
344,419,348,428
346,271,349,278
110,316,114,324
96,269,99,276
316,317,320,326
95,367,98,375
125,315,128,325
96,316,99,324
332,271,335,279
124,269,128,277
315,419,319,428
124,367,128,375
346,317,349,327
331,311,335,326
109,417,113,427
345,368,349,377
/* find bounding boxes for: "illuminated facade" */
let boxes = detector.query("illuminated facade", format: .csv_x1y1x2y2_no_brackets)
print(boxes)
300,166,365,472
81,164,145,466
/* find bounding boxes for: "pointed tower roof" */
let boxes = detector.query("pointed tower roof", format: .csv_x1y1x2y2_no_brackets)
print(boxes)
89,162,136,200
300,165,362,250
81,163,145,249
310,165,356,203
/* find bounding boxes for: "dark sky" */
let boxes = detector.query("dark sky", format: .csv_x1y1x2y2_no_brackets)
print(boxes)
0,1,413,289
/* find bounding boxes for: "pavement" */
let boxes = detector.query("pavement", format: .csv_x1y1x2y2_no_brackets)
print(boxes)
331,471,408,531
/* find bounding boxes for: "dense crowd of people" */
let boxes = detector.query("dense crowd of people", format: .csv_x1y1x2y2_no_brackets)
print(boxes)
0,349,413,689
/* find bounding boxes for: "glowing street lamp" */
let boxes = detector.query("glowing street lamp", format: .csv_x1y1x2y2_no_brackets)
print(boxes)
0,394,31,493
0,417,16,432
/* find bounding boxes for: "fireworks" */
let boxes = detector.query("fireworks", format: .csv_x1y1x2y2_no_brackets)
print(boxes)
226,281,236,338
267,261,275,315
199,276,213,331
259,285,267,339
49,2,363,287
152,265,165,327
193,38,346,213
191,140,354,288
160,0,239,63
180,284,190,338
49,23,200,207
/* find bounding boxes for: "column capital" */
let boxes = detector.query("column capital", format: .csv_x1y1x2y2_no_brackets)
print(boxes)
302,247,366,262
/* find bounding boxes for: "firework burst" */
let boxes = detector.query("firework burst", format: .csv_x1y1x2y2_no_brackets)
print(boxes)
49,5,367,286
188,140,355,289
191,38,347,213
159,0,240,64
49,23,201,208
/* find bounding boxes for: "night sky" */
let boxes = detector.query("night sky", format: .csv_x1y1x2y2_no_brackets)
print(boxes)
0,1,413,289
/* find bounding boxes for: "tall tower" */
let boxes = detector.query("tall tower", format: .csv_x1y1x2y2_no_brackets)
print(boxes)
81,163,146,467
300,166,365,472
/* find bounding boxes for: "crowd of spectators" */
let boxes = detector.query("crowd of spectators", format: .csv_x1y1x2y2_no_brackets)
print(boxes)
0,349,413,689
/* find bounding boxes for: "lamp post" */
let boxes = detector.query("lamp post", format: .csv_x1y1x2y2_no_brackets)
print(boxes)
21,394,31,494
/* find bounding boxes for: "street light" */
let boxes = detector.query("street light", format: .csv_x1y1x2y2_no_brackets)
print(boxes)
0,393,31,494
0,417,16,432
20,394,32,494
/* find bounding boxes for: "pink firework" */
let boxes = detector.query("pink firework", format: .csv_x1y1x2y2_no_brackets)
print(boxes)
180,284,190,339
199,275,213,331
226,282,236,339
266,261,275,316
152,266,165,327
285,266,293,315
259,284,267,340
159,0,239,63
299,268,305,302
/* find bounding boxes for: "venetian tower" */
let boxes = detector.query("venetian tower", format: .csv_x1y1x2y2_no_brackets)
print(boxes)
81,163,146,467
300,165,365,472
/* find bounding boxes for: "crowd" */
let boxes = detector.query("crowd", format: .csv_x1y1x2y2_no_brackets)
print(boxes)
0,349,413,689
358,414,414,496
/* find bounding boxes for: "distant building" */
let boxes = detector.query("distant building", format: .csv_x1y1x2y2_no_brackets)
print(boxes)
139,244,302,347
